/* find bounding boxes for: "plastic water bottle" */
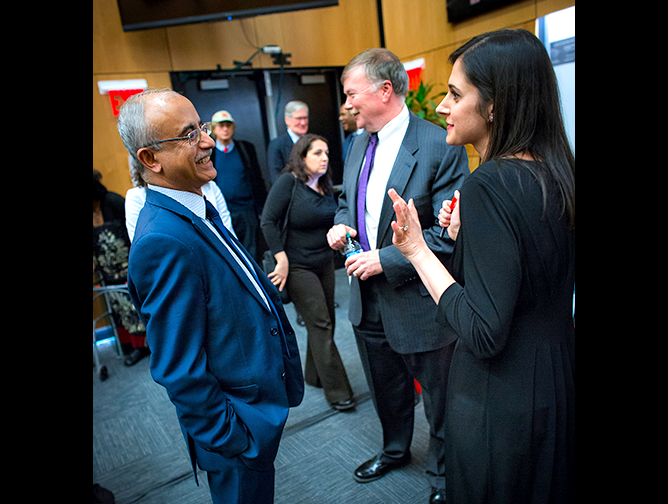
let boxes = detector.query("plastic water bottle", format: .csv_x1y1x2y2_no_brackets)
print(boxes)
342,232,362,259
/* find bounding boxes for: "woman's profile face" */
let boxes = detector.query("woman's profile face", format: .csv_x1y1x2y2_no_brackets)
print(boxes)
436,58,492,156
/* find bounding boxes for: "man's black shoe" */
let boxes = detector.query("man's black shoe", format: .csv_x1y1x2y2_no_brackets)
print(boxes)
353,453,411,483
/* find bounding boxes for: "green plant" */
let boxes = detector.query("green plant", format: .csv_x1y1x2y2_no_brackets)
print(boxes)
405,81,448,129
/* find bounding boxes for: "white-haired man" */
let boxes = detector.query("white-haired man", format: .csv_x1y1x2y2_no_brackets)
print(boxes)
266,100,309,184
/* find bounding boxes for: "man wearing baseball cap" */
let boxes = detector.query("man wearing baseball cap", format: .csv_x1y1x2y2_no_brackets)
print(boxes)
210,110,267,262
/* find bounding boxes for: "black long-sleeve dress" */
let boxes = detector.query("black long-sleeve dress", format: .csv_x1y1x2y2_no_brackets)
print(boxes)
436,159,575,503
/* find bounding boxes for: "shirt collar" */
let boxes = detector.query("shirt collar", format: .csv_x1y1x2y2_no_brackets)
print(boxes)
287,129,301,143
148,184,206,220
216,139,235,153
376,104,409,143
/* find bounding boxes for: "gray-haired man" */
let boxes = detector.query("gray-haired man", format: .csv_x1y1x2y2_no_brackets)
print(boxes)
266,100,309,184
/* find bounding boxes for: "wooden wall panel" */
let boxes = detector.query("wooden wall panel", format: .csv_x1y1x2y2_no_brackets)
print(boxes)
93,0,171,74
277,2,380,67
450,0,535,43
166,19,261,72
537,0,576,17
382,0,453,60
166,0,379,71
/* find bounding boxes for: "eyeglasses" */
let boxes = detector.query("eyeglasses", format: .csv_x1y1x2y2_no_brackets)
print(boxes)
141,123,209,149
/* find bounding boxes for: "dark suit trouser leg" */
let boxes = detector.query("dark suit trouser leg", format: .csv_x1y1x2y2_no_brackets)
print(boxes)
354,324,415,461
205,458,275,504
354,322,454,491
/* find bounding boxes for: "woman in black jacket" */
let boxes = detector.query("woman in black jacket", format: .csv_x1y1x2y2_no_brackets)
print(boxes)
261,134,354,411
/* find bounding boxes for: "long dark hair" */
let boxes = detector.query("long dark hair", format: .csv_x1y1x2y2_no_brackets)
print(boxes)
450,29,575,227
283,134,333,195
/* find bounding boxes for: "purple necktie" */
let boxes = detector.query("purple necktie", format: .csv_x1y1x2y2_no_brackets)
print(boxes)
356,133,379,251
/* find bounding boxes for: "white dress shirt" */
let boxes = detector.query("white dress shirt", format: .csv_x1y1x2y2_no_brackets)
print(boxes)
362,104,410,249
125,181,234,242
287,129,300,144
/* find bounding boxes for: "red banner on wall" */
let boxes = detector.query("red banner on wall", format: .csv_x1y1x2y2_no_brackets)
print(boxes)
108,88,145,117
403,58,426,91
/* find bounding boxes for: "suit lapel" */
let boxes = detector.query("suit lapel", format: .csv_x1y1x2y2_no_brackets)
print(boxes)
146,190,271,313
376,113,420,247
193,218,272,313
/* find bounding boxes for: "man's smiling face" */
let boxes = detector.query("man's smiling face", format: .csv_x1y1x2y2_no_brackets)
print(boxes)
140,94,216,195
342,66,388,134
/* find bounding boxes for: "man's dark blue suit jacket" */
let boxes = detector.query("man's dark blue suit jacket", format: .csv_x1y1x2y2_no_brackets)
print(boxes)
128,189,303,478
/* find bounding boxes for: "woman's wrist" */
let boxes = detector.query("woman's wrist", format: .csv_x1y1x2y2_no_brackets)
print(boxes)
274,251,289,265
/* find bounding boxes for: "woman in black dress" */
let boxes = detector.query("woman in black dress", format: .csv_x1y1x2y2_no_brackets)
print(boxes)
388,30,574,503
261,134,354,411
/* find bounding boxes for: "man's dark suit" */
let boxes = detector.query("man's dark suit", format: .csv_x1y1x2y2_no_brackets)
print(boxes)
335,111,468,489
266,132,295,184
128,189,303,504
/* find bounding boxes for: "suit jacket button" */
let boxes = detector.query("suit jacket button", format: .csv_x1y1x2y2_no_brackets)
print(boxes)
281,372,286,380
270,327,279,336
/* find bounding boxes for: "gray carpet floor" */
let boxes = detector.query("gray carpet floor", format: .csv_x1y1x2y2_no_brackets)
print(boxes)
93,268,433,503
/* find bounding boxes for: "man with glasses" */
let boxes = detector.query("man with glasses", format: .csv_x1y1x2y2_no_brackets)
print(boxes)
266,100,309,184
118,89,304,504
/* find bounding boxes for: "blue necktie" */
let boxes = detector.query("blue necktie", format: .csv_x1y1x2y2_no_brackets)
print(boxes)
204,200,255,273
204,198,227,234
204,199,291,357
356,133,378,251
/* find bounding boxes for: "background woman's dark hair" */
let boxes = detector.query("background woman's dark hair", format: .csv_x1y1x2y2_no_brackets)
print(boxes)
283,134,333,195
450,29,575,228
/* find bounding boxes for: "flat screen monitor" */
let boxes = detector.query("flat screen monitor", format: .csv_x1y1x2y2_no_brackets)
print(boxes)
116,0,339,32
446,0,521,24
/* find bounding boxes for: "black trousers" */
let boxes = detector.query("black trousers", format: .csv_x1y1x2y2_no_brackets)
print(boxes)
287,260,353,404
353,280,454,490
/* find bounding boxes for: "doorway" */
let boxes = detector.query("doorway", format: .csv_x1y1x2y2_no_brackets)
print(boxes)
171,66,346,187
